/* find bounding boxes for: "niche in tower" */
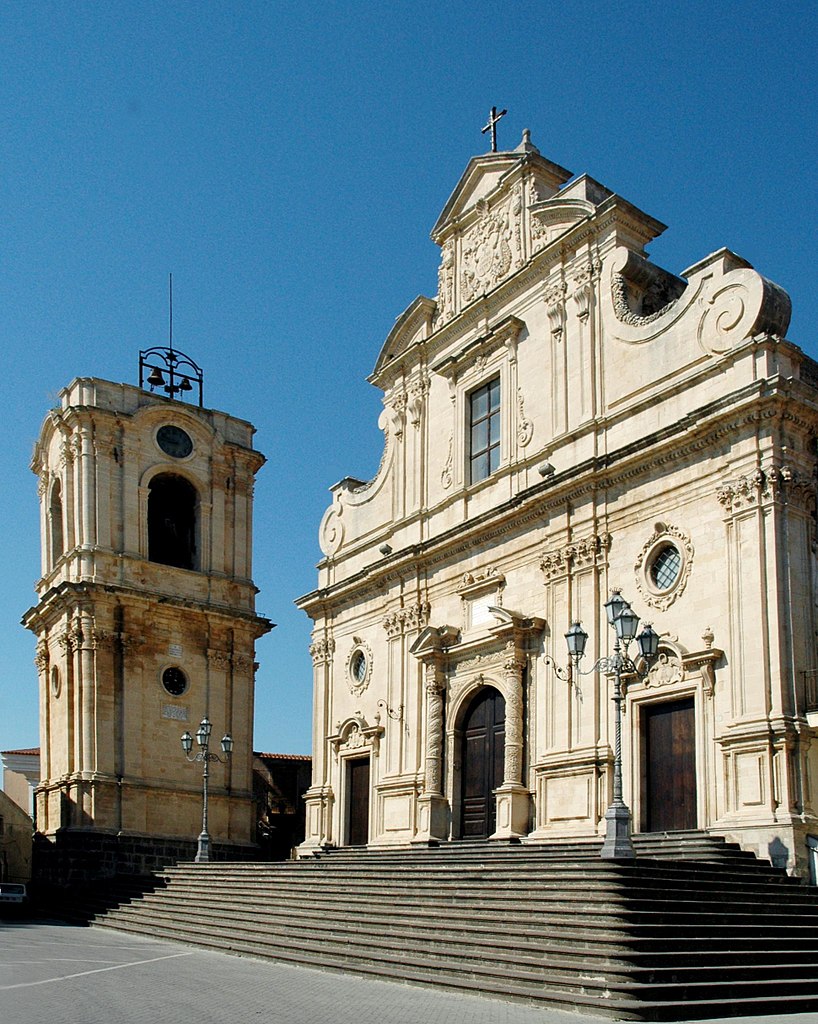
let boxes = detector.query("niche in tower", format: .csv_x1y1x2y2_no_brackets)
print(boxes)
148,473,198,571
49,479,64,567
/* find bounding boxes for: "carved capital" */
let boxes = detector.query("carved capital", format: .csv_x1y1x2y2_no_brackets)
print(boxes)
34,639,50,672
57,622,83,652
503,640,527,674
382,612,403,639
91,629,115,650
59,439,75,467
540,532,611,580
309,637,335,666
717,470,768,512
772,465,816,512
208,648,232,670
572,262,595,323
544,280,567,338
408,374,430,427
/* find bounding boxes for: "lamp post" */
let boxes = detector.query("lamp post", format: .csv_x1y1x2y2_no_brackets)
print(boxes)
181,717,233,863
550,590,659,860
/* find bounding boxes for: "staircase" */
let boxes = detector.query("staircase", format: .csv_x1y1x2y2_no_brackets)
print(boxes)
44,836,818,1021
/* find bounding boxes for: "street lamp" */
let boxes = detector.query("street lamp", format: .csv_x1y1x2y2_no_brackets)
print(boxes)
181,717,233,863
549,589,659,859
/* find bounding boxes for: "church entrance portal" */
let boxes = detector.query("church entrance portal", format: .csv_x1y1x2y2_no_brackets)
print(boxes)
460,687,505,838
345,757,370,846
643,697,697,832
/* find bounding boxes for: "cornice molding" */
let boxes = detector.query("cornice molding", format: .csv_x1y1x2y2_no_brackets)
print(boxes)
300,385,816,614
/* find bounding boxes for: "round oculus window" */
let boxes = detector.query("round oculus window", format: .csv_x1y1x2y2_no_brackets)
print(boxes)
649,544,682,591
51,666,61,698
350,650,367,685
162,666,188,697
157,425,193,459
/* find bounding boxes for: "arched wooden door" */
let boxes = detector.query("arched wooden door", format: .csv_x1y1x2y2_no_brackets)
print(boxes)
460,687,505,838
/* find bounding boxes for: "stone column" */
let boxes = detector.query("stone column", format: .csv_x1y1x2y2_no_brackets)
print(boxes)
413,658,449,844
93,434,114,553
79,425,96,577
503,643,524,786
492,641,530,840
61,436,77,554
244,476,255,580
298,637,335,855
424,669,445,795
80,612,96,781
35,639,50,830
37,474,49,577
199,500,213,574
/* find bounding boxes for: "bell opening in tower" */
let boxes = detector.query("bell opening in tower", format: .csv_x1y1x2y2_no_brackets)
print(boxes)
148,473,198,570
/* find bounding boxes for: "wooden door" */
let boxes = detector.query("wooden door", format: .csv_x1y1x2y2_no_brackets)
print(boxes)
460,688,505,838
644,697,697,832
346,757,370,846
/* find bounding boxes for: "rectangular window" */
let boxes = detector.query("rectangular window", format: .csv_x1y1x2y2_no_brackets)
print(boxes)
469,377,500,483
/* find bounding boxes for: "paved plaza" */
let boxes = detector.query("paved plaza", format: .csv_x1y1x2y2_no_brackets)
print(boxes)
1,919,817,1024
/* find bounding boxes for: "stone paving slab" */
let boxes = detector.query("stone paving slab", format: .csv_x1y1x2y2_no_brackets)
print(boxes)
2,920,818,1024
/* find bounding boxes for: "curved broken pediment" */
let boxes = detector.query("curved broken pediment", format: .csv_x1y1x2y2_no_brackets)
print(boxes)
603,246,792,354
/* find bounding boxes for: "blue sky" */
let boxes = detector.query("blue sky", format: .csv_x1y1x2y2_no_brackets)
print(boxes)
0,2,815,758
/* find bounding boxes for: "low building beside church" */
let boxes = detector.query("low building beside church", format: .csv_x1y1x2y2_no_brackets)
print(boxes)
1,748,40,819
297,129,818,874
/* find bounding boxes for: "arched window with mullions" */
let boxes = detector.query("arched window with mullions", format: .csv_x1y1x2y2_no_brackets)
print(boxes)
49,479,64,567
148,473,198,571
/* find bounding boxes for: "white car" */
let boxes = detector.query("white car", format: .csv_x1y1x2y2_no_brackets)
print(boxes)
0,883,27,906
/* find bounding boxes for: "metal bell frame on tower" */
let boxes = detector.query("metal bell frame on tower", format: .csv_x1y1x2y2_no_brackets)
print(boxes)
546,589,660,860
140,346,204,407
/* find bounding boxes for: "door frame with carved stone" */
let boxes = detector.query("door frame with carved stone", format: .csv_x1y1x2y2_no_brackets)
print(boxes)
626,640,721,836
411,608,543,843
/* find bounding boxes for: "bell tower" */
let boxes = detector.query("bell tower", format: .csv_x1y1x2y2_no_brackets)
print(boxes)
24,348,272,877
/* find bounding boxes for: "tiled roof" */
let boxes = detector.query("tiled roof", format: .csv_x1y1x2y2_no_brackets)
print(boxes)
1,748,40,756
253,752,312,761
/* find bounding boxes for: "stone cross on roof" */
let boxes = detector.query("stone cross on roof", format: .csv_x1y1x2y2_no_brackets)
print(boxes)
481,106,507,152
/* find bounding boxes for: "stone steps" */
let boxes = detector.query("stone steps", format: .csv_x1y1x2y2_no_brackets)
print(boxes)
123,878,818,928
46,834,818,1020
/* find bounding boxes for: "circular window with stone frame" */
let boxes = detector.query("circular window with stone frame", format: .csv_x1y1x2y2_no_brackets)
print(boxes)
161,665,189,698
648,543,682,592
634,522,693,612
345,638,373,697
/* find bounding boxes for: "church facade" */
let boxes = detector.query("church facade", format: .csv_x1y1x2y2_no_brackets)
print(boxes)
297,130,818,875
24,375,271,876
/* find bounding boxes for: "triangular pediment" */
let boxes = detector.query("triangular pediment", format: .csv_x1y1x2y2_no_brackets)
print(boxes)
432,154,521,239
371,295,437,379
425,133,575,331
432,141,572,241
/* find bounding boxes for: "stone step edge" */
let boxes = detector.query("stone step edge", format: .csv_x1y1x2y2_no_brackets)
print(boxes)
130,880,818,907
89,918,818,1012
94,905,818,979
120,888,818,925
